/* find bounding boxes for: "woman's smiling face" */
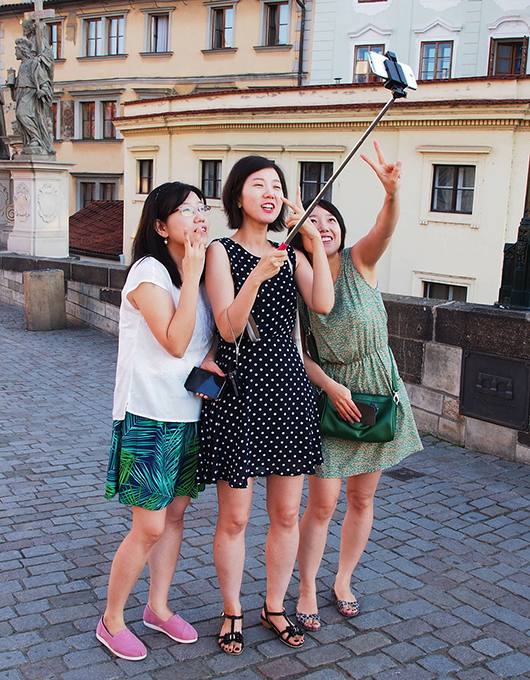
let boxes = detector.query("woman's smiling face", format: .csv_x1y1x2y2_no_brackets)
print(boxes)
308,205,342,255
238,167,284,226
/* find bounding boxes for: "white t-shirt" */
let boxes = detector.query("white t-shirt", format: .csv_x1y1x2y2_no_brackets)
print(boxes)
112,256,214,422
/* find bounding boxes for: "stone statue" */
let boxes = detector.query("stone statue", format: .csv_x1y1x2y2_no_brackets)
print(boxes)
6,36,55,156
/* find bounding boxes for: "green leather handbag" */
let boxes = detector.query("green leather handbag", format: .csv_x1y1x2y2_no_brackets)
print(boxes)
317,380,398,443
305,315,399,443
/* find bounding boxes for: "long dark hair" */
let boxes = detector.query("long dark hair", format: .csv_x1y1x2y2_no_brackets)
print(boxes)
131,182,206,288
291,198,347,255
222,155,288,233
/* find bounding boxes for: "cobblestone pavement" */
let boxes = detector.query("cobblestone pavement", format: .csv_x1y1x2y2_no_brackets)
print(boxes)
1,300,530,680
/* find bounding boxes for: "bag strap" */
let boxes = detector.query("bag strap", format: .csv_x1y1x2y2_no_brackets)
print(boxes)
302,302,399,404
226,308,244,368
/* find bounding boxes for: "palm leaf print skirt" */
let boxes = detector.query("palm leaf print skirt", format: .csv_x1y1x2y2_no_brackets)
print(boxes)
105,412,205,510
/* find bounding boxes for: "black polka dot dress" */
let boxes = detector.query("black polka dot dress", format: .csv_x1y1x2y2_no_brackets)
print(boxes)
198,238,323,489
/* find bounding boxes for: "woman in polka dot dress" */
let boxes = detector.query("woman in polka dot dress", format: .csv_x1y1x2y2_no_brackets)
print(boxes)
198,156,334,654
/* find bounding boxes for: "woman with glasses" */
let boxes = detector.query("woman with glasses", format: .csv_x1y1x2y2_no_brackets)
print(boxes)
97,182,221,661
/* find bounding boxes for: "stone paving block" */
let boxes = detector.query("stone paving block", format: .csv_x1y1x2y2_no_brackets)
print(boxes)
296,641,350,667
456,670,499,680
483,605,530,631
0,652,26,672
471,637,512,657
384,641,421,663
434,622,482,645
258,657,307,678
206,647,264,674
417,652,461,674
338,651,397,679
153,660,215,680
297,671,349,680
447,644,485,666
388,599,438,620
26,640,70,663
0,670,25,680
452,604,494,627
60,662,123,680
340,631,391,655
384,619,433,642
373,665,435,680
486,651,530,677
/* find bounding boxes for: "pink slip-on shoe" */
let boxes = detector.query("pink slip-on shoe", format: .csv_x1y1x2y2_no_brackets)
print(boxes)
96,617,147,661
143,605,198,643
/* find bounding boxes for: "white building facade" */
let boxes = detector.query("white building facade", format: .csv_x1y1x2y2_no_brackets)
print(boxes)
116,77,530,305
309,0,530,86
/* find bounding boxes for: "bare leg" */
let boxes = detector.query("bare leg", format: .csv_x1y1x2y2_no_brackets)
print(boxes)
104,506,167,635
297,476,342,622
262,474,305,646
334,471,381,608
147,495,191,620
214,479,253,653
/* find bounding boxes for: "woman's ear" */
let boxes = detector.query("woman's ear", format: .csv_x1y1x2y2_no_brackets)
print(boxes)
154,219,167,238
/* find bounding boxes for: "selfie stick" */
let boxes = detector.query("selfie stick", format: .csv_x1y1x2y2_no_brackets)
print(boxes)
277,52,412,251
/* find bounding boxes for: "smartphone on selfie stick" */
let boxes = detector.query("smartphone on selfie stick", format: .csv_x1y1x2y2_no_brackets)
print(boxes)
245,51,417,340
277,51,417,251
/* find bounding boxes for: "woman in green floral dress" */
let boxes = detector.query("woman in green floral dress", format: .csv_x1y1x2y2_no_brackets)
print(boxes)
295,142,423,631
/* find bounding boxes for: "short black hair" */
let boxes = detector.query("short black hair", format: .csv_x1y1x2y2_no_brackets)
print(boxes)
291,198,347,253
222,155,288,233
131,181,206,288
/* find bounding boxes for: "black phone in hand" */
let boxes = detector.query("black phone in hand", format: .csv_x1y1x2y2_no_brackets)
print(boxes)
352,399,377,426
185,367,226,400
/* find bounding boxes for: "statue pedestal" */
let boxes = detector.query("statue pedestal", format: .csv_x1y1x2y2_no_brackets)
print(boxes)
0,157,73,258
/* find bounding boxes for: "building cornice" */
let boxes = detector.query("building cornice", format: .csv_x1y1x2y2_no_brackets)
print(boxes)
116,115,530,137
115,98,530,128
122,74,530,107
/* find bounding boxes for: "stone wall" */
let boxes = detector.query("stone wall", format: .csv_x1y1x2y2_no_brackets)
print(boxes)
1,254,529,465
0,254,125,337
385,295,530,465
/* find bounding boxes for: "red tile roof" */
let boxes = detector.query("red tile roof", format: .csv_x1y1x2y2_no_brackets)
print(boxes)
69,201,123,260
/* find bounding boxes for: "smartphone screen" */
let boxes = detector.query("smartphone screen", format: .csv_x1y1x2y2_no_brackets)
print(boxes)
184,367,226,400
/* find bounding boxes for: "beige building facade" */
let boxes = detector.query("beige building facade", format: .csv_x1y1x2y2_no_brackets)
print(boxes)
0,0,311,217
115,77,530,305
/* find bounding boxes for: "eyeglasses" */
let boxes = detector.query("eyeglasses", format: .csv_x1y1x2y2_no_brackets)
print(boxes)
174,205,211,218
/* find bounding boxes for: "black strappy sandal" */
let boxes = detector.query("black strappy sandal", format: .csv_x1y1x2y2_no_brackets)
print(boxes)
218,612,244,655
261,602,304,648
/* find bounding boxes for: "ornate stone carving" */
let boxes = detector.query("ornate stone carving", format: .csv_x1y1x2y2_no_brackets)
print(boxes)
37,182,58,223
14,182,31,222
0,184,9,217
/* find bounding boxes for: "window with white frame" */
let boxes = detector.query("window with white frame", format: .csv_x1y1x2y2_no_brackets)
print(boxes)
300,162,333,203
82,15,126,57
353,44,384,83
264,2,289,46
423,280,467,302
431,165,475,214
138,159,154,194
210,6,235,49
420,41,453,80
50,100,61,140
47,21,63,59
74,175,121,210
148,13,170,52
75,98,119,140
488,38,528,76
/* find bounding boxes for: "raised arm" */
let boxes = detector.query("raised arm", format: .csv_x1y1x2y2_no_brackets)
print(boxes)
285,192,334,314
351,141,401,284
128,231,205,357
205,240,288,341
